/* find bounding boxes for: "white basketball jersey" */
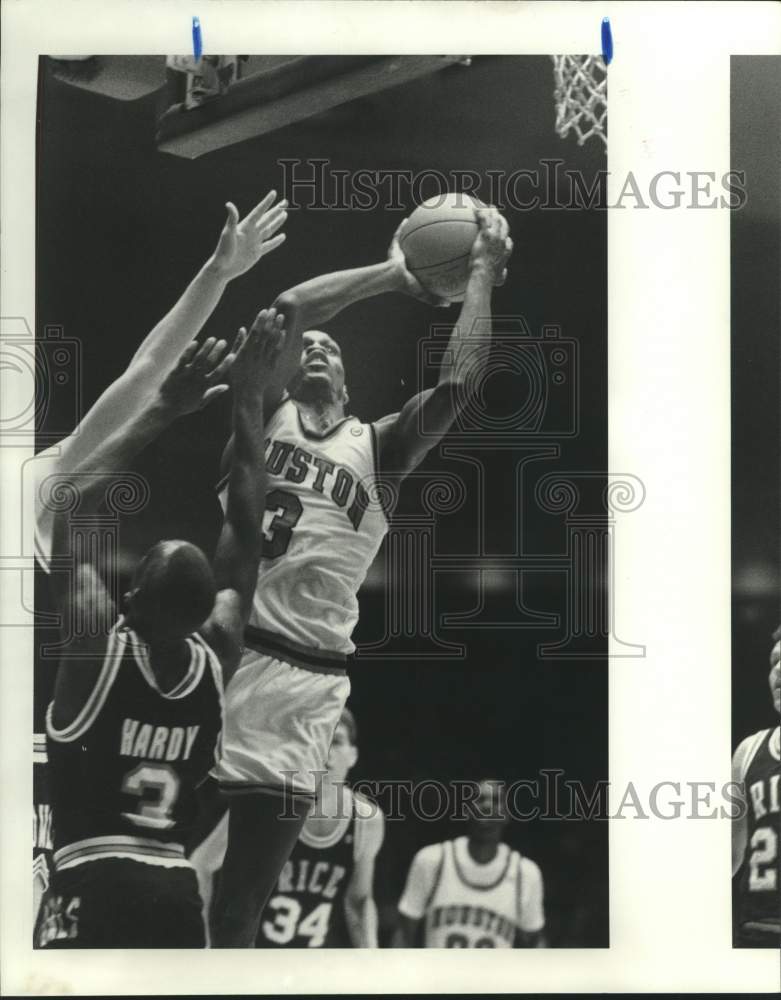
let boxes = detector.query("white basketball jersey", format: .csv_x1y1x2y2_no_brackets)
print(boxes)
423,838,526,948
219,400,388,654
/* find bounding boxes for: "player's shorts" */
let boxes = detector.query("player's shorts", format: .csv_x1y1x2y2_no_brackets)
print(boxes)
213,629,350,798
37,858,205,948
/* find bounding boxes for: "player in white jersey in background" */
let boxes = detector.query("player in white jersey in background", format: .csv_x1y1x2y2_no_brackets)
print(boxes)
192,706,384,947
212,208,513,946
31,190,287,926
394,779,546,948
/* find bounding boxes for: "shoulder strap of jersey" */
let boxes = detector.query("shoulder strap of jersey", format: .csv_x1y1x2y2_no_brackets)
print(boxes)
738,728,773,782
368,422,382,477
421,841,448,914
46,624,123,743
190,631,225,708
127,631,207,700
514,851,524,926
367,422,393,522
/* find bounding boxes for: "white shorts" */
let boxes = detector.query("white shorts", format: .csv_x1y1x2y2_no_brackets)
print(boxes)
213,638,350,798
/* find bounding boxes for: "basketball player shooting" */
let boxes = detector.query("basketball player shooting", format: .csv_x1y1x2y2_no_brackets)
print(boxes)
211,206,513,946
38,314,286,948
731,627,781,948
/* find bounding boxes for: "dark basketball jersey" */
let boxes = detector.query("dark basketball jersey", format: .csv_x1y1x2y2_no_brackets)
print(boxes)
46,621,223,872
737,727,780,933
33,556,60,897
256,796,357,948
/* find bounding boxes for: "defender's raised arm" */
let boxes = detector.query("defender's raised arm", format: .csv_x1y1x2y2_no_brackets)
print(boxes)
204,309,286,679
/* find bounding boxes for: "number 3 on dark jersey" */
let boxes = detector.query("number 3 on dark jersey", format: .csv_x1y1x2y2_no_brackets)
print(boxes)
262,489,303,559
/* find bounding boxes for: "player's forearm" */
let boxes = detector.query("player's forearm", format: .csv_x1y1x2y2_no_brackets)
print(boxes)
130,257,230,372
57,260,232,473
224,391,266,555
268,260,403,389
227,260,404,406
275,259,403,333
60,401,173,514
438,262,494,390
344,895,379,948
49,400,175,559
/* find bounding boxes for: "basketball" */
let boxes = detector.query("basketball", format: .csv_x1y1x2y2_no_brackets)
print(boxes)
399,192,482,300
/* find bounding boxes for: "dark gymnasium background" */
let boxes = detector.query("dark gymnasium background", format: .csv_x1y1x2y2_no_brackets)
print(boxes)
36,56,608,946
731,58,781,751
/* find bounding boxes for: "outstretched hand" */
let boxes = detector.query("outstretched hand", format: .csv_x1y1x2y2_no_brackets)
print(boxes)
470,207,513,287
231,307,287,397
209,190,288,281
387,219,451,308
158,336,243,416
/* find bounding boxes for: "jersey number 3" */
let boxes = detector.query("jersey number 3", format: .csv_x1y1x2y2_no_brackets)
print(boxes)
121,763,181,830
262,489,303,559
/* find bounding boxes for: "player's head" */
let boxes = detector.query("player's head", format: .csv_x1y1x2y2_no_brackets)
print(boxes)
289,330,349,410
123,539,216,642
325,706,359,783
769,625,781,714
466,778,509,844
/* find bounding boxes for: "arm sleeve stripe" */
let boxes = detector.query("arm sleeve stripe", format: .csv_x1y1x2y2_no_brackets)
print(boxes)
46,627,121,742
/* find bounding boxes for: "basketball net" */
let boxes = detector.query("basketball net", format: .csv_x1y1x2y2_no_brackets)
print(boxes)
551,55,607,148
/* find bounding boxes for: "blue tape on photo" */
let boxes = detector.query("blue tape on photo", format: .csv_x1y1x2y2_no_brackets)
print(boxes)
192,16,203,61
601,17,613,65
